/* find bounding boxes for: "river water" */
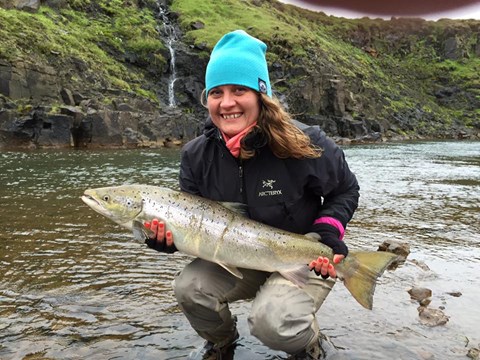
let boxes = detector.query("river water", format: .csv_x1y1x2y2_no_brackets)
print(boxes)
0,141,479,360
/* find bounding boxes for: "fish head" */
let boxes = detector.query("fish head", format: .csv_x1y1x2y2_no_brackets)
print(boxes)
81,186,144,227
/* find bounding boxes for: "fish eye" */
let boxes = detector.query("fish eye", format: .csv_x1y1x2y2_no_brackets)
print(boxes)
103,195,110,202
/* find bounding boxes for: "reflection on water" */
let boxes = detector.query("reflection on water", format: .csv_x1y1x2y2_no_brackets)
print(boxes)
0,142,479,359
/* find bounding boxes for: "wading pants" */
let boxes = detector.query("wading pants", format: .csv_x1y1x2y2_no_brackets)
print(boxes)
173,258,334,354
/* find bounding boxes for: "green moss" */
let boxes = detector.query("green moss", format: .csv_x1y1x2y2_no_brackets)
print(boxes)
134,87,158,102
0,2,165,99
171,0,318,54
1,0,478,135
437,58,480,88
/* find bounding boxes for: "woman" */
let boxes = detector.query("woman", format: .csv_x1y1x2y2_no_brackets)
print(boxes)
145,30,359,360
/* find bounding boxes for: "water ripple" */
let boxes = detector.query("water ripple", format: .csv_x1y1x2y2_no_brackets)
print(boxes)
0,142,479,359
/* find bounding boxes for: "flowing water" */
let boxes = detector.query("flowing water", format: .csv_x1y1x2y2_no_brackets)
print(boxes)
0,141,479,360
157,2,179,108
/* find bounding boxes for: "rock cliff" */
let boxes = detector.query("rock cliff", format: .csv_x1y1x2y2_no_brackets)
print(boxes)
0,0,478,149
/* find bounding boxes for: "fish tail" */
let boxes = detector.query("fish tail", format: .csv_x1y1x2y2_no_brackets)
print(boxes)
341,251,397,310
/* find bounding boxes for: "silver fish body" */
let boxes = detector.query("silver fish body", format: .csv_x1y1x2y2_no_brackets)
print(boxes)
81,184,396,309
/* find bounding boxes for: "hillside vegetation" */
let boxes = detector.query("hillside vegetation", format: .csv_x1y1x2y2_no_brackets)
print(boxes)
0,0,479,146
0,0,164,100
172,0,479,136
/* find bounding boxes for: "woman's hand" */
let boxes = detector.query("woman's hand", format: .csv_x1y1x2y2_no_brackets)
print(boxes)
309,255,344,279
143,218,177,253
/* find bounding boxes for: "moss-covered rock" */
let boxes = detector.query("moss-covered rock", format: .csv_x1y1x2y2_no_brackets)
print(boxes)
0,0,479,149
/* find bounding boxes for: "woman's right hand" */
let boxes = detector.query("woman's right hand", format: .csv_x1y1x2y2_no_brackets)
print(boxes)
143,218,177,253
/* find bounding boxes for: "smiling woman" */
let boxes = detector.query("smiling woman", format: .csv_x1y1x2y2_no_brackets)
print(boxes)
207,85,260,139
279,0,480,18
142,28,362,359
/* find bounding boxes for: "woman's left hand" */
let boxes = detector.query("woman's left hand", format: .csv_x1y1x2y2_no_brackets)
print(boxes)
309,254,344,279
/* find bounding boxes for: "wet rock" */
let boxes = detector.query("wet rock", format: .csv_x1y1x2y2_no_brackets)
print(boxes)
419,298,432,307
335,137,352,145
60,88,75,106
113,101,134,112
417,306,449,327
417,350,435,360
410,259,430,271
408,287,432,303
0,106,74,148
0,59,60,101
36,113,74,147
446,291,462,298
60,105,84,123
123,127,149,148
337,116,369,139
377,240,410,270
72,92,87,106
467,347,480,360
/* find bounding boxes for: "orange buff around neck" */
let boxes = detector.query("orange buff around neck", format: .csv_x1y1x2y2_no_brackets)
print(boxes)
221,122,257,158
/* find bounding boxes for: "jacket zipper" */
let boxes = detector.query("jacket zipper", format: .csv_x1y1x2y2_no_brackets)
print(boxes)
239,163,244,195
238,160,248,207
218,133,247,203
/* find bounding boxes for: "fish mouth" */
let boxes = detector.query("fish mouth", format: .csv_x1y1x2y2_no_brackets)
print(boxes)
81,194,99,207
81,193,113,218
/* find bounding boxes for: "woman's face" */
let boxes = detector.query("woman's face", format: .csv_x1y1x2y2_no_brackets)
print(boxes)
207,85,260,137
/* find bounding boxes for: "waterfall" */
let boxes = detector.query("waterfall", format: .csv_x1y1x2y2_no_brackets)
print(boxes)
157,2,179,107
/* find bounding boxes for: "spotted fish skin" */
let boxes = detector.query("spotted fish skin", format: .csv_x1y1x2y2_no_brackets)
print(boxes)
81,184,396,309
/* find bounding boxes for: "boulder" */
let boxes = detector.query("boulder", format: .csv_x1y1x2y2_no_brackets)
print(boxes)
417,306,449,327
0,60,59,101
0,0,40,11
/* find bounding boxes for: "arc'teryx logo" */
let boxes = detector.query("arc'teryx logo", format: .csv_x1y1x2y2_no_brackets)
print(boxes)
259,179,282,197
262,179,275,189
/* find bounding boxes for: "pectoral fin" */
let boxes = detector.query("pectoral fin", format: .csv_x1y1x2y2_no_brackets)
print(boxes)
218,263,244,279
132,220,154,242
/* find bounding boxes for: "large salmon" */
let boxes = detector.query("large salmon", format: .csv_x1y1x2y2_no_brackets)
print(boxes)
81,184,396,309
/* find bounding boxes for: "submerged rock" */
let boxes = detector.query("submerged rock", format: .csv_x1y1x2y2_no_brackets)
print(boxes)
467,347,480,360
417,306,449,327
408,287,432,303
410,259,431,271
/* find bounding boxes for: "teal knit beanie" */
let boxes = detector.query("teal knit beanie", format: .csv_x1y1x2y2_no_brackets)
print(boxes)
205,30,272,97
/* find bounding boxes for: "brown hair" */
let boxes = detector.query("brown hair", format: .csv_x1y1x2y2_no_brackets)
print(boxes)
201,89,322,160
239,94,322,160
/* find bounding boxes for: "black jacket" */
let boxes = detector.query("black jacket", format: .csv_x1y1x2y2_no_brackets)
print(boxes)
179,119,359,235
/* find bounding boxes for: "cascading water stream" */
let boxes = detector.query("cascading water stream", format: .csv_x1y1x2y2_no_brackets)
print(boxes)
157,2,179,107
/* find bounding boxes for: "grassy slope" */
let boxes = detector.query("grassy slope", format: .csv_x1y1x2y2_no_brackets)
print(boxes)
0,0,164,100
0,0,478,134
172,0,479,133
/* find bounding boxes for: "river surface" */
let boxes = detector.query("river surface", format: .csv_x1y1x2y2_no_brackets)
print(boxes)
0,141,479,360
